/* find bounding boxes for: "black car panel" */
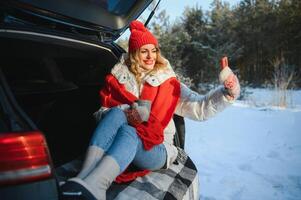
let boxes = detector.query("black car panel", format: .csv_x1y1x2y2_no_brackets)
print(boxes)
0,179,58,200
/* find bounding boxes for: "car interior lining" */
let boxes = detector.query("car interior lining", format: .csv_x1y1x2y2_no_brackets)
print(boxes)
1,36,118,166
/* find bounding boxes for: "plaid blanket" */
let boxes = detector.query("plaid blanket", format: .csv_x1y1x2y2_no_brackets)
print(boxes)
56,148,199,200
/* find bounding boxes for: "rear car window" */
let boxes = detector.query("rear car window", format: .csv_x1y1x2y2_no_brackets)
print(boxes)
91,0,137,15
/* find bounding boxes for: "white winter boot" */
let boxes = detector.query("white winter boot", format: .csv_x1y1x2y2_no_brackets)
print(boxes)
61,155,120,200
68,155,120,200
84,155,120,200
76,145,104,179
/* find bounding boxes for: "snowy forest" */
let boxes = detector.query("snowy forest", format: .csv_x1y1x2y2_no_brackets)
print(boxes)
118,0,301,91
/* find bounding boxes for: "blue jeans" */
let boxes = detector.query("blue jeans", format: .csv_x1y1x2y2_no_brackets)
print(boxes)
90,108,167,173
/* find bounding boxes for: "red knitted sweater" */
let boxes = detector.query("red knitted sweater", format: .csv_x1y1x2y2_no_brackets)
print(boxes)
99,74,180,183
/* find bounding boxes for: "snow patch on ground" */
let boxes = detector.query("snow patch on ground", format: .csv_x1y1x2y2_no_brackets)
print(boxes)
185,88,301,200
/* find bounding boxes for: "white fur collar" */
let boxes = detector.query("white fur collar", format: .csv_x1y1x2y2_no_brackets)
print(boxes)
111,53,176,87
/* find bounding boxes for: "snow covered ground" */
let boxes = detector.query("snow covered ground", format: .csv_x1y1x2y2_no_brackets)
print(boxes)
185,88,301,200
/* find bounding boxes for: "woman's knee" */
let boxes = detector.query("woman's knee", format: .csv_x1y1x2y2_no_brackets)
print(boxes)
106,107,126,119
89,108,127,148
118,124,138,141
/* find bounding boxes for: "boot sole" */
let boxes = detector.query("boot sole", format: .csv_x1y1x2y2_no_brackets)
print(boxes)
60,180,97,200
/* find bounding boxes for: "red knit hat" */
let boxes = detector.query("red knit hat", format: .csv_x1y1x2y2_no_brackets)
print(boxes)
128,20,158,52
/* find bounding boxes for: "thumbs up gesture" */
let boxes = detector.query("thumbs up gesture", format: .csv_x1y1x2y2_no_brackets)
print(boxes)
219,57,240,100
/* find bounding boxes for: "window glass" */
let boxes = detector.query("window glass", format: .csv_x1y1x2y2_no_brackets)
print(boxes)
90,0,137,15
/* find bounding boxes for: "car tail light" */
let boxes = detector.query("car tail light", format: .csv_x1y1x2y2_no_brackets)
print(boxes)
0,131,53,185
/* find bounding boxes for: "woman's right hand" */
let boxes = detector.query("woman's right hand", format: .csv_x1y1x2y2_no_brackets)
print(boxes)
124,108,143,126
124,101,151,126
131,101,151,122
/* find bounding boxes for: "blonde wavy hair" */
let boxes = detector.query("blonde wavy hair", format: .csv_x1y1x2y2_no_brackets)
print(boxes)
125,47,168,84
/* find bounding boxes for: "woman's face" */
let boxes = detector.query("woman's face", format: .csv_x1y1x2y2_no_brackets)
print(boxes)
138,44,157,71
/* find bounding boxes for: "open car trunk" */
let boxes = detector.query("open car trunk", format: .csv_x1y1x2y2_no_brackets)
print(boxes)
0,30,198,200
0,0,198,199
0,31,119,166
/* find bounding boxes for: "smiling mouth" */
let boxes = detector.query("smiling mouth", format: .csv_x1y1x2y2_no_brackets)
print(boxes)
144,60,154,65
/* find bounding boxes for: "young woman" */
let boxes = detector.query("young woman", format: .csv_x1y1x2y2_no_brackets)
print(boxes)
61,20,240,200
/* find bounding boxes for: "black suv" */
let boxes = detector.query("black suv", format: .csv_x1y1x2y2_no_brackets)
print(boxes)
0,1,198,199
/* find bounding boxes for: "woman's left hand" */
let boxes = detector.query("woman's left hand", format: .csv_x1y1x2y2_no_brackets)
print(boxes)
224,73,240,100
219,57,240,100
